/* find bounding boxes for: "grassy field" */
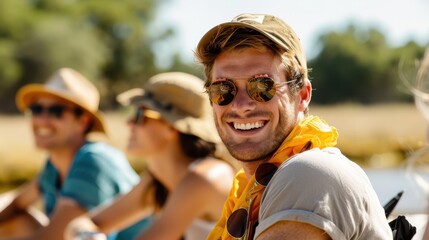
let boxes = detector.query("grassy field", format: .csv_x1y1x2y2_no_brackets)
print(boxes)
0,103,427,188
311,104,427,167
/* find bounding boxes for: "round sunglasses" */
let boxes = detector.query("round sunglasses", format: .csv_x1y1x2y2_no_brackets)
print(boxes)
226,162,278,239
28,104,81,119
130,107,162,125
207,76,289,106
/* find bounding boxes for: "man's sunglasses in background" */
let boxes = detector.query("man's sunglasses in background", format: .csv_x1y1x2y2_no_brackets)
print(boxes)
28,104,82,119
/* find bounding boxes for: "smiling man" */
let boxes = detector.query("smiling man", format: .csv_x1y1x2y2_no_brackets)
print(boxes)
0,68,150,240
196,13,392,239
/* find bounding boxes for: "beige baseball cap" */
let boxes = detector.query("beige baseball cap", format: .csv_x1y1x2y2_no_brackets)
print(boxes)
117,72,221,144
16,68,106,133
197,13,307,69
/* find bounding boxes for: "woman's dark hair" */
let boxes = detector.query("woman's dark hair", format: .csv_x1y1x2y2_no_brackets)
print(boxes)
179,132,216,159
152,176,169,209
151,132,216,210
148,133,216,239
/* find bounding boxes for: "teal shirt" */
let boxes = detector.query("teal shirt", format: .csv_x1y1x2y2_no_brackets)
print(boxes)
38,141,151,240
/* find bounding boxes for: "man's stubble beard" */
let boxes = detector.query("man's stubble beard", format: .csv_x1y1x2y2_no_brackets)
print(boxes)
216,112,294,163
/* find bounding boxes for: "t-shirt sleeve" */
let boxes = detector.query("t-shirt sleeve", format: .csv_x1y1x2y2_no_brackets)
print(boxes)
37,160,59,215
255,148,392,240
61,145,137,211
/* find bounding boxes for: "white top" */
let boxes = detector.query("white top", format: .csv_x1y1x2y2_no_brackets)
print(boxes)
184,218,215,240
184,160,216,240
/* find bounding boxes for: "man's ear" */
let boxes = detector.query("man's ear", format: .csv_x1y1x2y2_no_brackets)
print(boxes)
79,113,93,134
298,80,312,112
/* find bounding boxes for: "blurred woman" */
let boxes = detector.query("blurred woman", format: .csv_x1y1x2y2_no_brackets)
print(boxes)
66,72,235,240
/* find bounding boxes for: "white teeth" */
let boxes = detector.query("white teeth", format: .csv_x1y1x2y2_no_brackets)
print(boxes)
234,122,264,130
36,128,54,137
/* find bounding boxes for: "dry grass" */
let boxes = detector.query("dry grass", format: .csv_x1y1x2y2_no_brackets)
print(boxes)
0,115,45,184
311,103,427,167
0,103,427,185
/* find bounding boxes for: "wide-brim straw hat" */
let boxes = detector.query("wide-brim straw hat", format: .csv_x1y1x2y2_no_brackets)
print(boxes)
16,68,106,134
117,72,220,144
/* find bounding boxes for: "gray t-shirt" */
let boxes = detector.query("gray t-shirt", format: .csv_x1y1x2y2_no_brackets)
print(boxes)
255,147,392,240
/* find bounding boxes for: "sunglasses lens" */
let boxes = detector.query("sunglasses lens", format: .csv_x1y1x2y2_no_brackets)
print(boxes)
29,105,43,116
248,77,276,102
48,105,66,118
255,163,277,186
227,208,248,238
208,81,237,106
29,104,71,118
132,108,145,125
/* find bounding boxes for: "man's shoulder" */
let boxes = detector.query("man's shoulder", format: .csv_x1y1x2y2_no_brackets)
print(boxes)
69,142,136,179
75,141,126,163
260,147,391,240
272,147,369,190
79,141,122,155
80,141,117,150
279,147,356,172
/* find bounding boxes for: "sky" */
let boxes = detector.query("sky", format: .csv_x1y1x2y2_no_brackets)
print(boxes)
153,0,429,65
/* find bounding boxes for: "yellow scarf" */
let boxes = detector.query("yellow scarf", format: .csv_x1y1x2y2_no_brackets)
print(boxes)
207,116,338,240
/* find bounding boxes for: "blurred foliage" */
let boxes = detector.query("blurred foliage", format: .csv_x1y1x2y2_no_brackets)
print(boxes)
309,25,427,104
0,0,181,111
0,1,427,112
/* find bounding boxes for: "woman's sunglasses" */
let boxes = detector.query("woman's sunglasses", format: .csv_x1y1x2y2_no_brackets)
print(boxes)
207,76,290,106
28,104,81,119
226,162,278,239
131,108,162,125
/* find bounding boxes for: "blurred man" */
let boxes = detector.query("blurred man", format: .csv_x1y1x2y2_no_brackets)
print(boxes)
0,68,150,240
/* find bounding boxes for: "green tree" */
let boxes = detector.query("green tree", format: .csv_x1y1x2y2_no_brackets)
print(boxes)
0,0,175,112
309,25,426,104
389,41,427,101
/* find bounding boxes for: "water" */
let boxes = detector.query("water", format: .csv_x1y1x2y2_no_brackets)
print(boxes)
365,167,429,240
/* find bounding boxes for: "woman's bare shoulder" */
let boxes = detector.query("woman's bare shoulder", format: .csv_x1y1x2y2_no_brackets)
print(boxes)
190,157,236,182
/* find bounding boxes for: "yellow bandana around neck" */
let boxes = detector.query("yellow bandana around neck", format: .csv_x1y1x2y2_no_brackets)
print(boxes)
207,115,338,240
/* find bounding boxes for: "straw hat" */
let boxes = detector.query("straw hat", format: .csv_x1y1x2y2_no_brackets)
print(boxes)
117,72,220,144
16,68,106,133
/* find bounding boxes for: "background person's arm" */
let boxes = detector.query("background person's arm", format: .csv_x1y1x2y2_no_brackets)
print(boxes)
90,173,153,233
0,179,46,238
1,198,87,240
65,172,153,240
257,221,331,240
0,180,41,221
135,171,224,240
